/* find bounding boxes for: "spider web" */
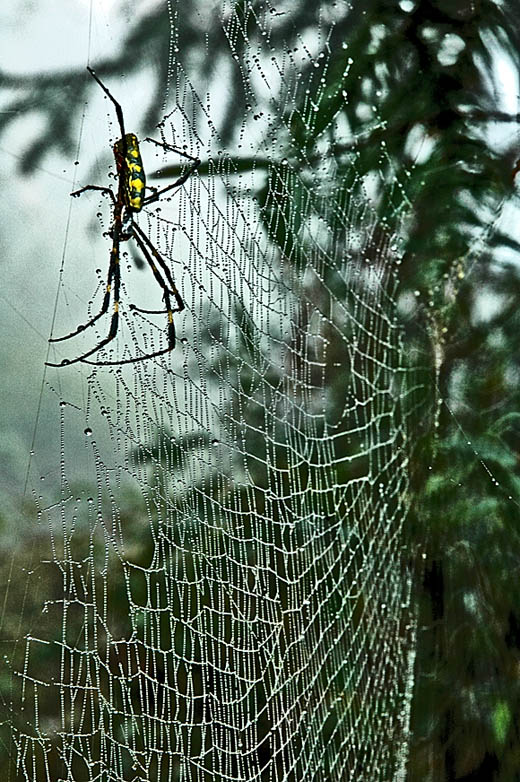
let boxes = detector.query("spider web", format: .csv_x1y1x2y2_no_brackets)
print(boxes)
3,2,422,779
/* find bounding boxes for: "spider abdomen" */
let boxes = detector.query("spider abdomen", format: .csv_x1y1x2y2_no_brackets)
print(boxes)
114,133,146,212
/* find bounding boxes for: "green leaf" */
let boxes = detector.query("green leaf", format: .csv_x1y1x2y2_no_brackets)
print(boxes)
492,700,511,746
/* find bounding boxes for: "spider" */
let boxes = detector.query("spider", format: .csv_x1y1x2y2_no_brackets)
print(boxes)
46,66,200,367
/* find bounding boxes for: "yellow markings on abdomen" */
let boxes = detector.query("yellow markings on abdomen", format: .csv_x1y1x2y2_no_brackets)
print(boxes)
114,133,147,212
129,178,145,193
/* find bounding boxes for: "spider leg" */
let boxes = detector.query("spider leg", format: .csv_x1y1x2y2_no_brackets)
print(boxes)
80,289,176,366
142,137,200,206
71,184,116,202
86,66,126,141
46,232,122,366
131,223,184,312
143,137,200,164
79,344,175,366
49,186,119,344
127,230,181,348
49,225,121,345
47,223,181,368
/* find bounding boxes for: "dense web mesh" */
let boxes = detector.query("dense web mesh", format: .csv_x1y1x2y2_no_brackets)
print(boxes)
5,2,420,780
